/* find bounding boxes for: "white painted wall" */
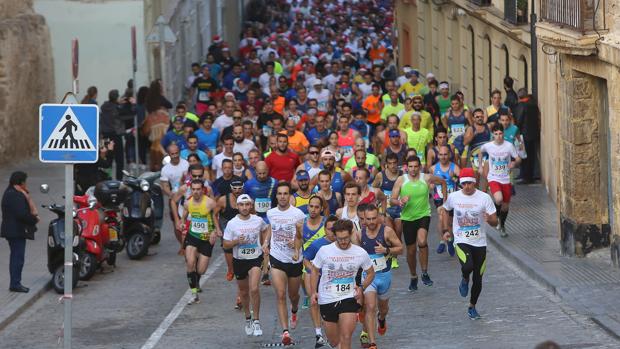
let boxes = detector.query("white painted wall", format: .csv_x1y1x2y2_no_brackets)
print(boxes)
35,0,148,103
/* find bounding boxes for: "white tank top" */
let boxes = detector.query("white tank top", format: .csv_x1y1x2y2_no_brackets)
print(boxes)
341,206,360,231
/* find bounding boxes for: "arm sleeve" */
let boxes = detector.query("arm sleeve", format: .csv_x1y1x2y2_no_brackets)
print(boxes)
442,194,453,211
312,249,324,269
360,252,373,270
484,194,497,215
223,222,234,240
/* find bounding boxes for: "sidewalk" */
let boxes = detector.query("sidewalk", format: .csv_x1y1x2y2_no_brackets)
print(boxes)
488,183,620,339
0,158,65,330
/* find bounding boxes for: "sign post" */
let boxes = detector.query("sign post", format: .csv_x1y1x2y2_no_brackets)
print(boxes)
39,38,99,349
131,26,139,167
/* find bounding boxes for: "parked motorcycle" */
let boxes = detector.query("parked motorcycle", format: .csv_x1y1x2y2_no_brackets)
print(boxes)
96,174,153,260
75,190,117,280
40,184,82,294
138,171,163,244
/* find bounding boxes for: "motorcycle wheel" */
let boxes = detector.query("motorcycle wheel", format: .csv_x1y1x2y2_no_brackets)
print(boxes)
80,252,98,281
126,233,149,260
107,251,117,267
52,265,79,294
151,230,161,245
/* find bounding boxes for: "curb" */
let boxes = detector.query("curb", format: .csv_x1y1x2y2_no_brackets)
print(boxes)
487,231,620,340
0,274,50,331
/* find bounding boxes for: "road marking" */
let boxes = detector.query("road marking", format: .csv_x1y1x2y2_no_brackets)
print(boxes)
140,255,224,349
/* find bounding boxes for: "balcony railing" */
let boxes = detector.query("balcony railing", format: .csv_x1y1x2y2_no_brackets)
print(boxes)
469,0,491,6
540,0,601,33
505,0,528,25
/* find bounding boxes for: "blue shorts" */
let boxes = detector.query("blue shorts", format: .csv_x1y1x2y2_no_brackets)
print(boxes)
386,206,401,219
363,270,392,300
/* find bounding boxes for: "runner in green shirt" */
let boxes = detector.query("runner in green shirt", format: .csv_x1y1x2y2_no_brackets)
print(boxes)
390,155,446,292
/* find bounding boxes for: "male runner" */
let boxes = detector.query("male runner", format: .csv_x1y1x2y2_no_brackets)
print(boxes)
178,180,219,304
479,124,521,237
298,196,328,348
310,149,352,195
336,181,362,232
291,170,313,214
223,194,270,336
372,153,403,267
431,146,460,256
360,204,403,349
390,156,447,291
315,170,342,216
310,219,375,349
263,182,305,345
440,168,498,319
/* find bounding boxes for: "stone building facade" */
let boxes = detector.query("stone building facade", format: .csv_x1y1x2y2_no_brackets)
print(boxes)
536,2,618,258
0,0,54,164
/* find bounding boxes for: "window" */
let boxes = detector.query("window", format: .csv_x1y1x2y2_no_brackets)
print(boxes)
468,26,476,103
483,35,492,100
501,45,510,81
519,55,528,91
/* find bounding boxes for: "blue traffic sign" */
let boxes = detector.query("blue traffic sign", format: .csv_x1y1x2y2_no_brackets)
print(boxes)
39,104,99,163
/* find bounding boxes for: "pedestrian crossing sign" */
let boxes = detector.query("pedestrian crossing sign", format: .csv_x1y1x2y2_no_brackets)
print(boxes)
39,104,99,163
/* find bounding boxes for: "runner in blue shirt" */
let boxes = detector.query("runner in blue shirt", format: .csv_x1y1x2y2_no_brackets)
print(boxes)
243,161,277,222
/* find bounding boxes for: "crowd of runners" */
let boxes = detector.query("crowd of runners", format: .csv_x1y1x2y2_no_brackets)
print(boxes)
89,1,536,348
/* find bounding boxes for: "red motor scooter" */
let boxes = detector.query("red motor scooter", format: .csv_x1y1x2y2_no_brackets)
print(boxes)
74,192,119,280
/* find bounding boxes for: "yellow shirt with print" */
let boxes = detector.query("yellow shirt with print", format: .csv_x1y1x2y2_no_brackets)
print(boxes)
399,110,434,135
403,127,433,165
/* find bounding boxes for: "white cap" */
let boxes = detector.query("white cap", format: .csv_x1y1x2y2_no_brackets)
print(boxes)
236,194,253,204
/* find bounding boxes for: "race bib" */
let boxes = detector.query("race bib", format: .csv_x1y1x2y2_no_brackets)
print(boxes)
450,123,465,137
342,146,353,158
328,277,355,298
191,218,209,234
255,198,271,213
491,159,509,177
383,190,392,207
472,154,480,169
238,243,260,259
370,254,387,272
198,90,210,101
460,226,481,239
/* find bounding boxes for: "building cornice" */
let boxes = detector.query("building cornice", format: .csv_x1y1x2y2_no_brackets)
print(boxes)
535,22,599,56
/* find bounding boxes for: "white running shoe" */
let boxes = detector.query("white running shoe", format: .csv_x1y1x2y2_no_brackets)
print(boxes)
244,319,253,336
252,320,263,336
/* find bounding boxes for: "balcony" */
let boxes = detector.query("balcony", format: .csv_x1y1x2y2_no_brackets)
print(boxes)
504,0,528,25
469,0,491,6
540,0,603,33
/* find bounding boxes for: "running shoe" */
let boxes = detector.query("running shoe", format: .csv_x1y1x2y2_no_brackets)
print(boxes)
315,334,327,348
391,257,399,269
197,287,202,293
290,312,298,329
235,296,242,310
226,270,234,281
188,290,200,305
468,307,481,320
359,331,370,348
499,226,508,237
459,278,469,298
377,316,387,335
302,296,310,309
436,242,446,254
369,343,378,349
261,273,271,286
252,320,263,336
244,319,253,336
408,277,418,292
447,239,455,257
421,273,433,286
281,330,292,345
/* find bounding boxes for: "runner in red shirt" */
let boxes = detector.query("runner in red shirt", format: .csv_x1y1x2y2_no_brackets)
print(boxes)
265,133,300,182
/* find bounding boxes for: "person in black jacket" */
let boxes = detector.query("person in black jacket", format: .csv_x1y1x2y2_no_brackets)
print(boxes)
513,88,541,183
1,171,39,293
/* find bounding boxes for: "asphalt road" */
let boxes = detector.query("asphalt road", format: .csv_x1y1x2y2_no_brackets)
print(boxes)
0,208,618,349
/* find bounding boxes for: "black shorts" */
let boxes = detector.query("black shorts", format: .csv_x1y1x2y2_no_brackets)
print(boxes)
233,255,264,280
184,234,214,257
319,298,361,323
269,255,303,278
402,216,431,246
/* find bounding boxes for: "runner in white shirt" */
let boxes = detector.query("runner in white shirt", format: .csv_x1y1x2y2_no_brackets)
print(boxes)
263,182,306,346
439,168,498,320
479,124,521,237
160,144,190,253
310,219,375,349
223,194,270,337
336,181,361,232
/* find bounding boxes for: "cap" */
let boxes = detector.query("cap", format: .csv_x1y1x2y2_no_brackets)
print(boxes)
389,129,400,138
224,91,235,99
459,168,476,184
236,194,253,204
212,35,222,43
321,149,336,158
230,179,244,188
173,116,184,123
426,72,435,80
296,170,310,181
313,78,323,86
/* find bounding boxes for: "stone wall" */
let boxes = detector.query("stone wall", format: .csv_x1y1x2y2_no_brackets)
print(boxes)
0,0,54,163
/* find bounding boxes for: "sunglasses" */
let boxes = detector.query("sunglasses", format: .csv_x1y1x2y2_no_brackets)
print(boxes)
309,151,319,155
230,185,244,190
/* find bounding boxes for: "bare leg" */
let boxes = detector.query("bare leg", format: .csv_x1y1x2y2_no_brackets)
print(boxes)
248,267,262,319
364,291,378,343
270,267,290,330
337,312,358,349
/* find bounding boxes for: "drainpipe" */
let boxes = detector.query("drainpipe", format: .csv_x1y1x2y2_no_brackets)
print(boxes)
530,0,538,100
